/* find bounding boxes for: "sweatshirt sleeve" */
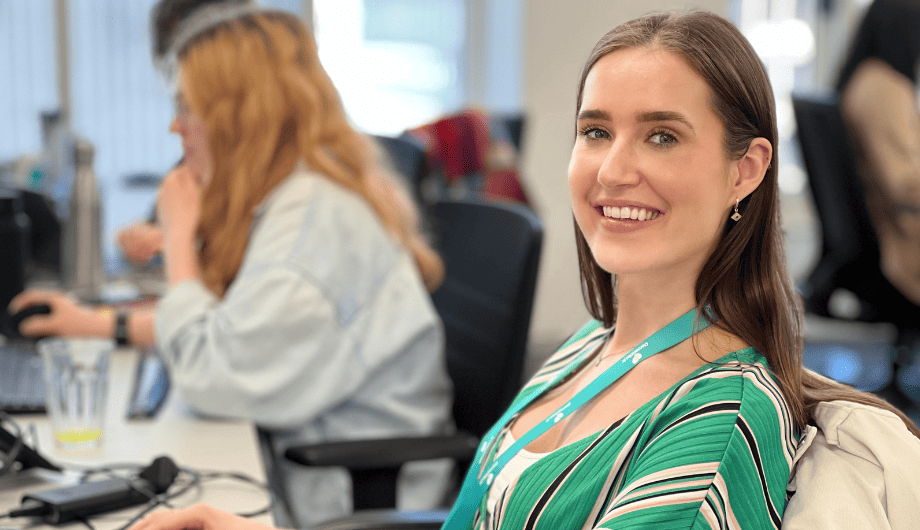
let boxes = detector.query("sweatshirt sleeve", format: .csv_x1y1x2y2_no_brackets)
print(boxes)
154,263,371,429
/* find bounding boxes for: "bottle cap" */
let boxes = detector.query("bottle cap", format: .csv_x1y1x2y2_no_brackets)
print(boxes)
73,139,94,166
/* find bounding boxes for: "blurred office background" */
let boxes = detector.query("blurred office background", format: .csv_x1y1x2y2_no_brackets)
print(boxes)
2,0,914,418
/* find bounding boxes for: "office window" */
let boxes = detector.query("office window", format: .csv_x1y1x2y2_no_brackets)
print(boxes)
1,0,518,266
0,0,57,165
0,0,303,269
313,0,466,135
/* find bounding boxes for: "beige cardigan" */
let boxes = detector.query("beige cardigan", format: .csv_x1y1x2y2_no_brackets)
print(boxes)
783,400,920,529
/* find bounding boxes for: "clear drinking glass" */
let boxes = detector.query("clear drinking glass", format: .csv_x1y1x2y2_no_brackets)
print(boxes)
38,338,113,451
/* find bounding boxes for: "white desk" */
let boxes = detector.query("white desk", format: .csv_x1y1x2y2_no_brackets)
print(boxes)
0,349,275,529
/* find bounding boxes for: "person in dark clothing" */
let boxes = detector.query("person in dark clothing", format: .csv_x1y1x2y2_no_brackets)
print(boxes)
836,0,920,307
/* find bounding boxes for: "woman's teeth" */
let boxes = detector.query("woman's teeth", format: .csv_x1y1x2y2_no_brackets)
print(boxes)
602,206,659,221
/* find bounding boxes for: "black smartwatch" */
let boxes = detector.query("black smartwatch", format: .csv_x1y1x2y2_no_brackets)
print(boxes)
114,310,130,347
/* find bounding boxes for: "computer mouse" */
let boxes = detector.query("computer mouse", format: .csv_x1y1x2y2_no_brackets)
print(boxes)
6,304,52,339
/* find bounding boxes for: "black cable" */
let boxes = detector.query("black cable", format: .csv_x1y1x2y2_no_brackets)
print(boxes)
7,459,272,529
75,464,271,530
60,462,199,530
113,471,201,530
0,411,25,477
110,466,274,530
112,489,179,530
193,470,274,518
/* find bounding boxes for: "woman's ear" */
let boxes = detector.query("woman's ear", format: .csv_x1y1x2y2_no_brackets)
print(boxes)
731,137,772,200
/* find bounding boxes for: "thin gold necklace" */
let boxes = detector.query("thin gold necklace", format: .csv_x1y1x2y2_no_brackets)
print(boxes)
592,342,637,367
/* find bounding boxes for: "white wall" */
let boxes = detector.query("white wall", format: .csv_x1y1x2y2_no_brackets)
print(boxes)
520,1,728,372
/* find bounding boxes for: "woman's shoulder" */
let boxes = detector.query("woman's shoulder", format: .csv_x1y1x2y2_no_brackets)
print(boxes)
253,167,395,250
848,58,915,91
646,348,794,440
657,349,798,461
642,350,798,473
239,167,409,288
672,348,789,410
842,58,917,122
261,166,361,212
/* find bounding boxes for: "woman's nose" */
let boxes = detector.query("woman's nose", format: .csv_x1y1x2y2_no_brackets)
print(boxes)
596,140,641,188
169,116,181,135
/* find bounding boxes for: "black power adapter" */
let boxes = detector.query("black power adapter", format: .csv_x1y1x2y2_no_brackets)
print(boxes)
8,455,179,524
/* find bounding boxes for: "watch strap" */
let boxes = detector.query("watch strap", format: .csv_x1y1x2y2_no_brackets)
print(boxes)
114,310,130,347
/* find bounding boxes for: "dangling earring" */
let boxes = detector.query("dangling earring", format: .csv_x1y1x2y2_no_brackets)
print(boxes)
731,198,742,221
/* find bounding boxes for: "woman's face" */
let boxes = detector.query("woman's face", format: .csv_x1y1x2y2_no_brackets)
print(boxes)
568,46,740,283
169,70,213,185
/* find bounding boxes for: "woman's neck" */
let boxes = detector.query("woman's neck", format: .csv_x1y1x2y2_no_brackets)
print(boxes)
607,272,699,353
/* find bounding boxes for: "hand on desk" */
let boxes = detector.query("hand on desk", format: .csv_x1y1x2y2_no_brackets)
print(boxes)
9,289,109,339
117,163,201,269
130,504,280,530
118,221,164,265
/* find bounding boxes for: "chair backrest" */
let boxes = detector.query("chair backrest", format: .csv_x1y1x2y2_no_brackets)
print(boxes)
792,93,880,272
792,93,884,317
490,113,527,153
429,198,543,438
373,133,428,201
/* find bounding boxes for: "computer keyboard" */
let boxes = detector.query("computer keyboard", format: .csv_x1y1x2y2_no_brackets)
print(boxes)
0,341,46,414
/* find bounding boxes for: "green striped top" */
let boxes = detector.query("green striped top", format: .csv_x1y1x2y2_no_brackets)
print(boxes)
471,320,797,530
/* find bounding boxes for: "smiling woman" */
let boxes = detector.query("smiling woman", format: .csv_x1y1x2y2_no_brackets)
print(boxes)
470,16,788,529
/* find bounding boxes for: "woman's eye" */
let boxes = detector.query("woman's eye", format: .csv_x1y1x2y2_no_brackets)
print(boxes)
582,127,609,140
649,131,678,145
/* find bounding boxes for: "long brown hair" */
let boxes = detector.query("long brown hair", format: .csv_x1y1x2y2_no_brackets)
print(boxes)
177,10,443,296
574,11,920,438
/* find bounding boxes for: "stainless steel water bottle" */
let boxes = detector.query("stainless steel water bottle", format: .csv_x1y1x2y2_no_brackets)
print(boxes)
62,138,104,301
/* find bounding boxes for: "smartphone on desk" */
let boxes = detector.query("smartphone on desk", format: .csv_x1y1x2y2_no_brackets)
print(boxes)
126,350,170,420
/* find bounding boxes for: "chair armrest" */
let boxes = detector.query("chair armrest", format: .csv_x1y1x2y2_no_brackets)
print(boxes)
311,509,449,530
284,432,480,469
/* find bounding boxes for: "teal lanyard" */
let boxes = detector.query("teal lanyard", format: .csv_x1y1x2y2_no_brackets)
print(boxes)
442,308,709,530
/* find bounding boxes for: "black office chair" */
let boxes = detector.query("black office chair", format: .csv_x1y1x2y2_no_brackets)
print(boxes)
373,134,429,202
283,197,544,530
792,92,920,340
490,113,526,154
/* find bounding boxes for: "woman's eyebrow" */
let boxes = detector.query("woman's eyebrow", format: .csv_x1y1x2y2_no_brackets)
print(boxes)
637,110,694,130
577,109,695,131
576,109,611,121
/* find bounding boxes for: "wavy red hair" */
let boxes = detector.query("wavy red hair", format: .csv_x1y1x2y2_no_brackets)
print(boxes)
177,11,443,296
